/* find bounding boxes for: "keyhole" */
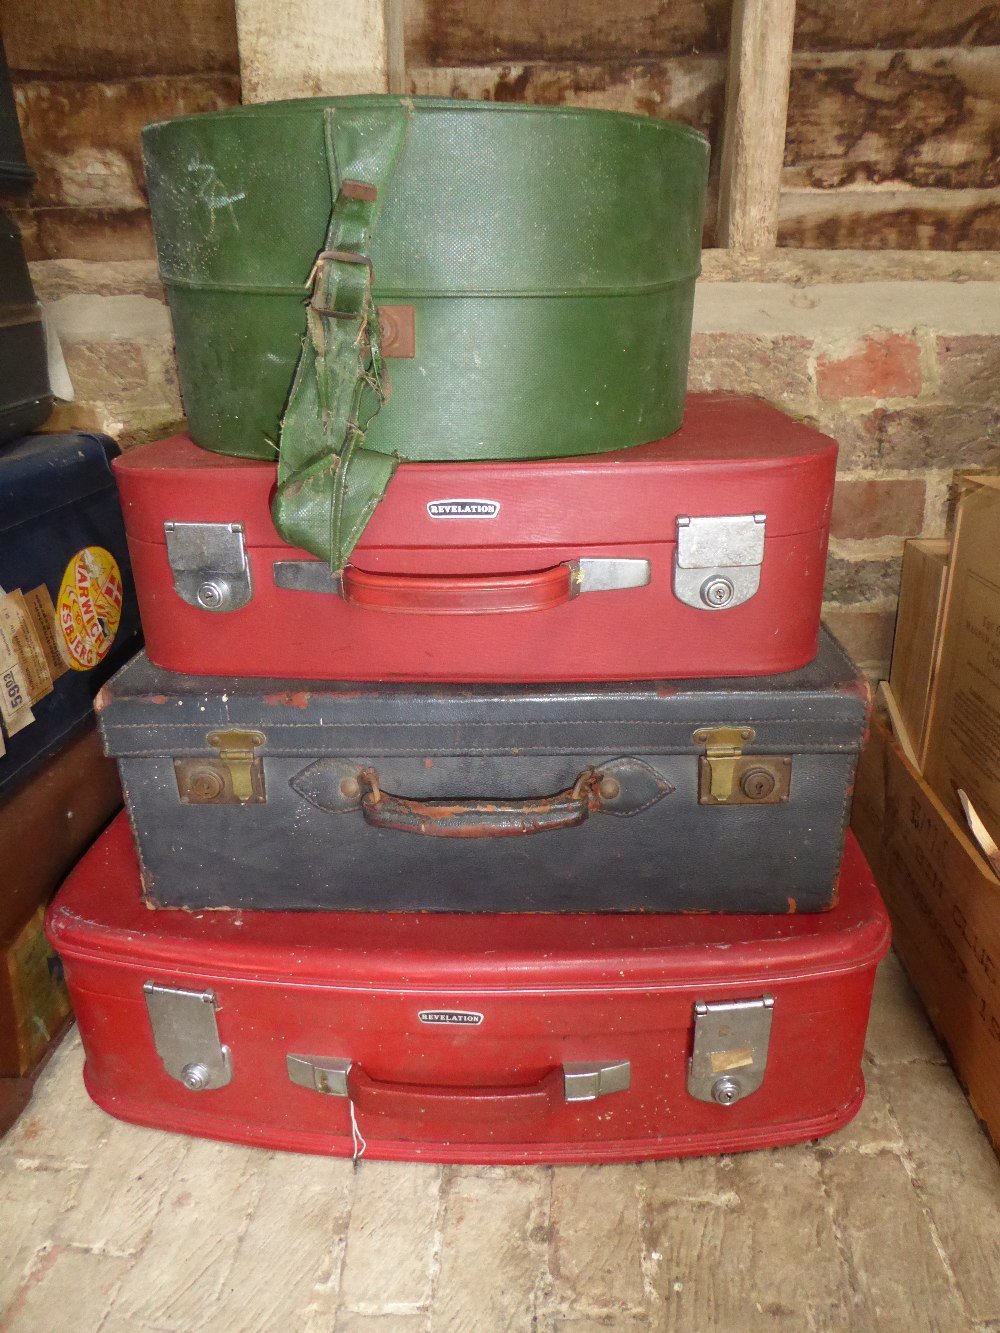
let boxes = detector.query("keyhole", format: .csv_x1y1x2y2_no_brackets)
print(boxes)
740,767,776,801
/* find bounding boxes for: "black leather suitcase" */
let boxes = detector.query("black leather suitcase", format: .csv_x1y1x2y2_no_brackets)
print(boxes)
97,627,868,914
0,212,51,445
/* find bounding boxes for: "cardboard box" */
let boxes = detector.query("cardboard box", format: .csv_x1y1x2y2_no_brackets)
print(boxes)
853,716,1000,1153
923,475,1000,848
887,538,950,768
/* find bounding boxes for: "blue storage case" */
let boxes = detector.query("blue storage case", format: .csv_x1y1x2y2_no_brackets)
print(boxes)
0,432,140,796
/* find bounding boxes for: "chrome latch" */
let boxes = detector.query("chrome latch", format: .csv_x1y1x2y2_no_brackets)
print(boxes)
563,1060,631,1101
164,520,252,613
287,1055,352,1096
674,513,765,610
688,996,774,1105
693,726,791,805
144,982,233,1091
175,729,266,805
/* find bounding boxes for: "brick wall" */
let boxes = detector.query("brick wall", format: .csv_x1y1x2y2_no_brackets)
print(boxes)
690,264,1000,677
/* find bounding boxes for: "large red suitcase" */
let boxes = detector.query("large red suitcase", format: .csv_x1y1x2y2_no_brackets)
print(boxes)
113,393,837,681
49,816,889,1164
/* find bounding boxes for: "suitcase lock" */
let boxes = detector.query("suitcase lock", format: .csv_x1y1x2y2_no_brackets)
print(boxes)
673,513,766,611
144,983,233,1091
688,996,774,1105
175,730,266,805
164,521,252,613
693,726,791,805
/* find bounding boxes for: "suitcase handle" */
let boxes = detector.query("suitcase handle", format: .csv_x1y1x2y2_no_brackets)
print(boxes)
271,557,652,613
287,1056,631,1128
357,766,602,837
290,756,672,828
350,1066,564,1126
341,563,574,614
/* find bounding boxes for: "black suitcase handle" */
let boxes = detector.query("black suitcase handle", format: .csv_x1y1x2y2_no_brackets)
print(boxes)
289,756,674,834
357,766,602,838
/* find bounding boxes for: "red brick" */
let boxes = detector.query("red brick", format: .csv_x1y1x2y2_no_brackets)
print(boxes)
687,333,814,408
831,478,926,540
818,404,1000,471
824,554,903,605
935,335,1000,405
823,608,897,672
817,334,922,400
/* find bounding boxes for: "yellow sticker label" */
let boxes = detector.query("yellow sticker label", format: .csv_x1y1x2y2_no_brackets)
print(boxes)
56,547,123,672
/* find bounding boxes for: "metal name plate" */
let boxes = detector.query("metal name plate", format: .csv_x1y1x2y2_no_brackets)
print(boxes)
426,499,501,519
418,1010,484,1026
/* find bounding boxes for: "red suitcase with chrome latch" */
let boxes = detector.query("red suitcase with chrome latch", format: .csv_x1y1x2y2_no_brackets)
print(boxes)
112,394,837,681
49,815,889,1164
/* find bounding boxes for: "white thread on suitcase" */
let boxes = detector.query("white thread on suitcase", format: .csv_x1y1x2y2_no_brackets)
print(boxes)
349,1099,367,1163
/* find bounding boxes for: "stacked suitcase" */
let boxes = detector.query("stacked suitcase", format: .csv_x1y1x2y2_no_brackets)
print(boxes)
0,46,141,1121
48,96,889,1164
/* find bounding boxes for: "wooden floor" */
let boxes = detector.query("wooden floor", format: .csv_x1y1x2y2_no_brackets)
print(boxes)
1,950,998,1332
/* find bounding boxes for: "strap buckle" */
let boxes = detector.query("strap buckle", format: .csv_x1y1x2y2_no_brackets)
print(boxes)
308,249,375,318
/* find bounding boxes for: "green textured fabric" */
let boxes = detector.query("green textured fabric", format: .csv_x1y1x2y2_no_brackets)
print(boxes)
142,96,709,562
272,105,408,566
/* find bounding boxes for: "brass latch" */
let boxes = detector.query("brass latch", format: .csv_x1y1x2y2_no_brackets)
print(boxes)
693,726,791,805
175,729,266,805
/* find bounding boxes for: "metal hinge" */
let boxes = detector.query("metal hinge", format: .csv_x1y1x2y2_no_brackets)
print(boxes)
566,559,650,595
164,521,252,613
144,982,233,1091
174,729,266,805
562,1060,631,1101
693,726,791,805
674,513,766,610
687,996,774,1106
287,1055,352,1096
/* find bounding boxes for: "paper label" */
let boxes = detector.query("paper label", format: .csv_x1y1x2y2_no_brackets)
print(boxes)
8,905,72,1070
0,587,35,737
0,590,54,705
56,547,123,672
24,584,69,682
0,656,34,736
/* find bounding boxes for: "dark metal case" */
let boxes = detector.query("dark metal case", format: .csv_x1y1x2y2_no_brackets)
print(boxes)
97,627,868,914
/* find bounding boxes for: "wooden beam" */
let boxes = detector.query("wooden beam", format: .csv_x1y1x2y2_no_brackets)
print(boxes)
717,0,796,249
385,0,407,94
235,0,390,103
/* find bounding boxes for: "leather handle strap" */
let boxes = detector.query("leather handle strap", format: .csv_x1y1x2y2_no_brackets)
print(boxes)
358,767,602,838
348,1066,563,1127
341,563,575,614
271,103,411,570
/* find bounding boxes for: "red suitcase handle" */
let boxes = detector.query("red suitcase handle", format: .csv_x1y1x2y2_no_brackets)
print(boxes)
349,1066,563,1128
340,563,574,614
358,766,602,838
